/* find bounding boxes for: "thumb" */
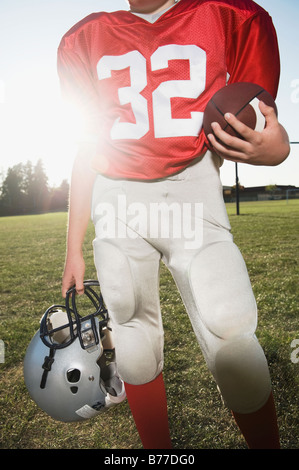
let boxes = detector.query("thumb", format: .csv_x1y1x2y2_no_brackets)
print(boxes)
75,278,85,296
259,100,278,126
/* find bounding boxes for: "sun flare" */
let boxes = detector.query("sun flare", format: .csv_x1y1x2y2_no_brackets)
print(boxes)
0,76,81,186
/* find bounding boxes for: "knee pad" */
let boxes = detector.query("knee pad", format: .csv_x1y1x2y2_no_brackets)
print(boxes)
112,322,164,385
189,242,257,339
214,335,272,413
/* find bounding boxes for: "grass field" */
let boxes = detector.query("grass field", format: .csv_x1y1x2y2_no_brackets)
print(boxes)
0,200,298,449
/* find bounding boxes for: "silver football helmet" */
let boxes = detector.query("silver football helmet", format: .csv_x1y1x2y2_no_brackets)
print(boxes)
23,280,126,422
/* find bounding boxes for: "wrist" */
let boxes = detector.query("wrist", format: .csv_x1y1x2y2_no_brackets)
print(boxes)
65,246,83,259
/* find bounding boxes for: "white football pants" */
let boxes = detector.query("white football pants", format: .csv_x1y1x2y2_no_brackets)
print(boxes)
91,151,272,413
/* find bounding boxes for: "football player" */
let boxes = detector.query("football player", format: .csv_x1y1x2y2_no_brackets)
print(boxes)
59,0,289,448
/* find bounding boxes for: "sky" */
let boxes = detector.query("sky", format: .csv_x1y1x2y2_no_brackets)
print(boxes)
0,0,298,188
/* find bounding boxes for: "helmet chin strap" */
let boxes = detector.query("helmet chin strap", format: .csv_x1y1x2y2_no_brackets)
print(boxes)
40,348,56,389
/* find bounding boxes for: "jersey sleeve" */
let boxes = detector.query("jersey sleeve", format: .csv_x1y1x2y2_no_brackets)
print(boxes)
226,10,280,99
57,39,101,143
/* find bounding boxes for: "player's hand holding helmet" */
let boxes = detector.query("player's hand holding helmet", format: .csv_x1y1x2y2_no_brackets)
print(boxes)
23,280,126,422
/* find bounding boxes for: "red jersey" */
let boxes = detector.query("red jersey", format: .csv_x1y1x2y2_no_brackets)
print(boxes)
58,0,280,180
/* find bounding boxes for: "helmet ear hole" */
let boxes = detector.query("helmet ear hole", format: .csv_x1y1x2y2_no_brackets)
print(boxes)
67,368,81,383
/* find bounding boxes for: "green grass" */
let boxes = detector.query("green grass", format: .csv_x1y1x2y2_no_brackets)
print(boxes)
0,201,298,449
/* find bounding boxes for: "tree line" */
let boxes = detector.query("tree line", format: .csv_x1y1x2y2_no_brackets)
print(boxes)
0,159,69,216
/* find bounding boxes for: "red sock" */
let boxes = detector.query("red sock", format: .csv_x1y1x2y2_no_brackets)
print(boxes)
232,392,280,449
124,373,172,449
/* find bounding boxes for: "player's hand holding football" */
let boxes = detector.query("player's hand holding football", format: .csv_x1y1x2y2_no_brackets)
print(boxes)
208,101,290,166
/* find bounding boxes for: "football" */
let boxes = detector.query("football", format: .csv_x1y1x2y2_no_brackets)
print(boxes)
203,82,277,139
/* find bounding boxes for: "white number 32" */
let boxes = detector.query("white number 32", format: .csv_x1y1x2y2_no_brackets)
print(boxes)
97,44,206,140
